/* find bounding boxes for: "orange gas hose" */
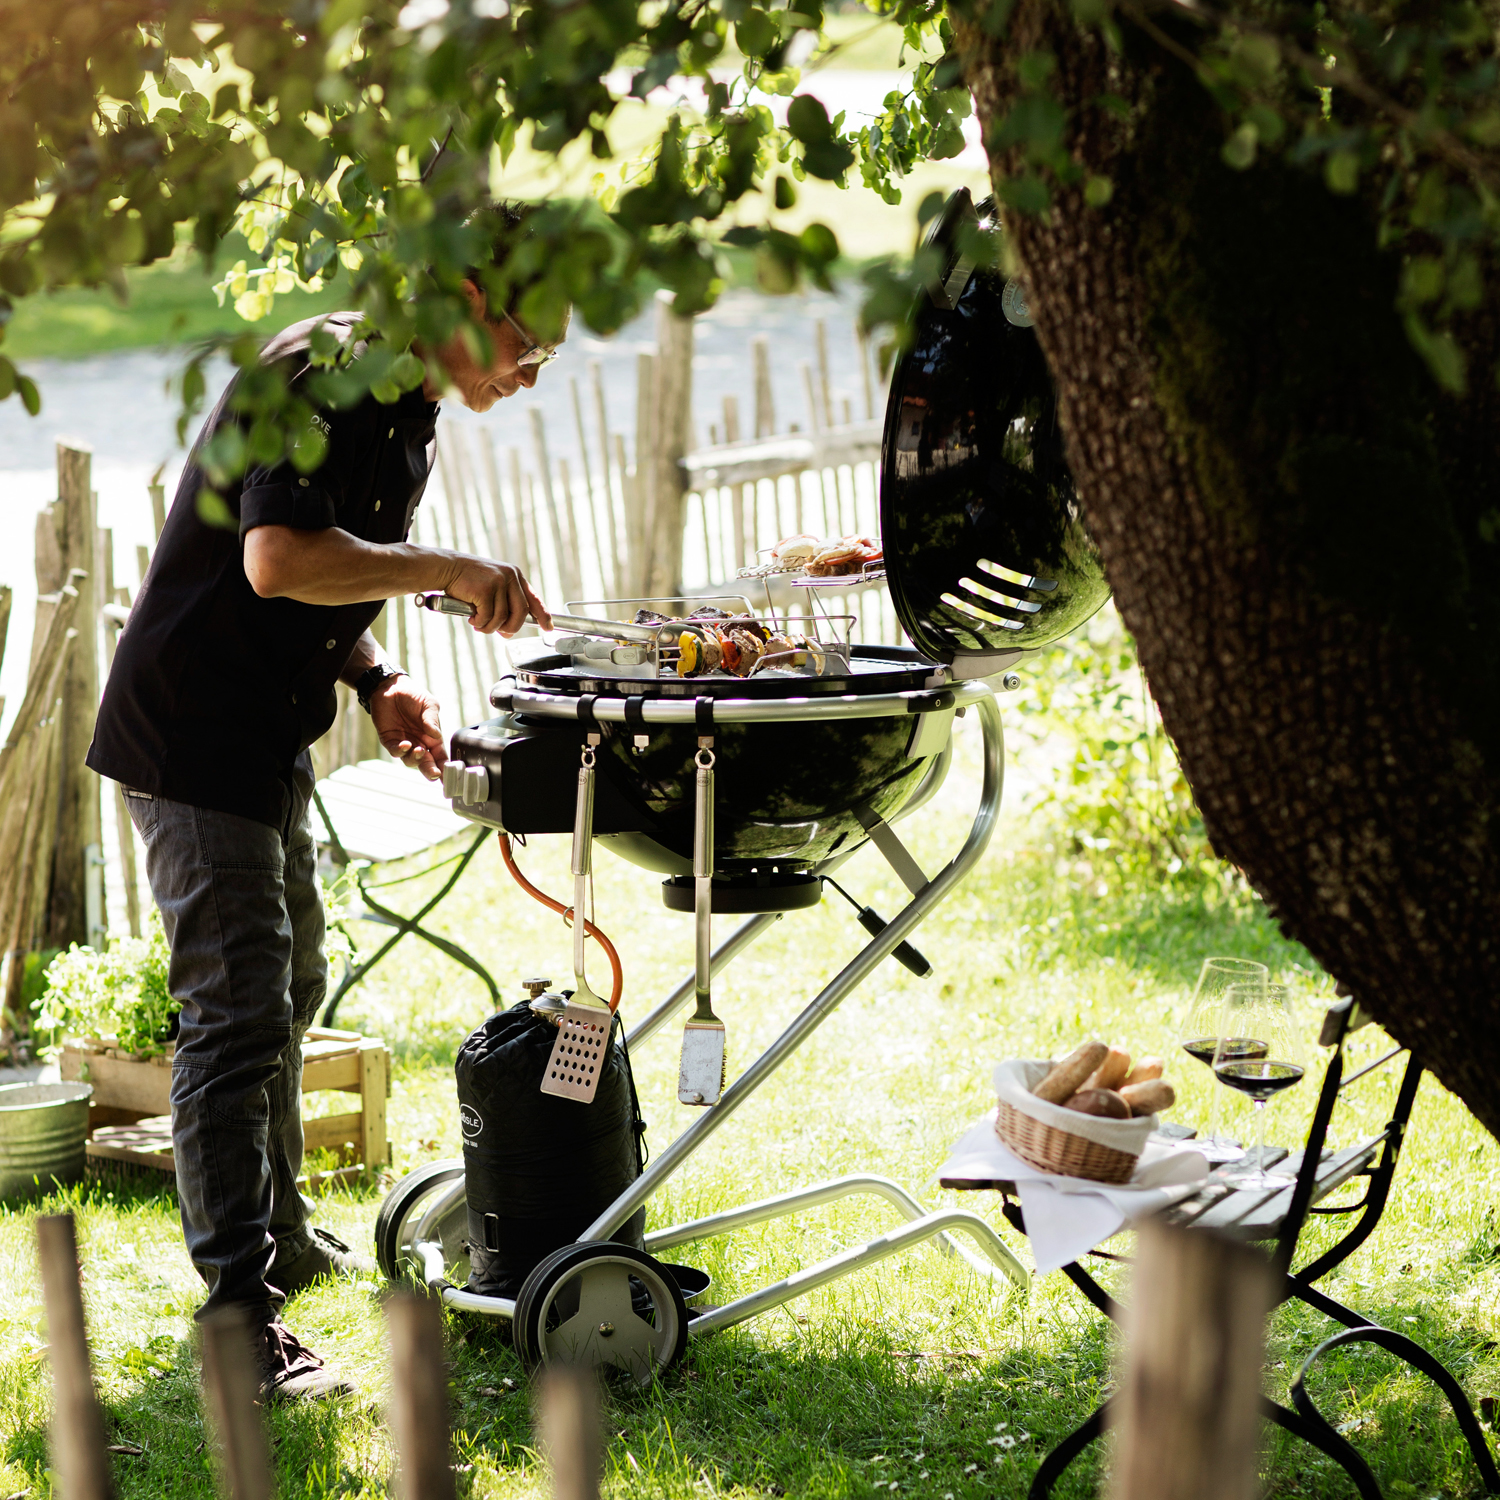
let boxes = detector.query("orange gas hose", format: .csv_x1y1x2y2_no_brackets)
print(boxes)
497,832,624,1012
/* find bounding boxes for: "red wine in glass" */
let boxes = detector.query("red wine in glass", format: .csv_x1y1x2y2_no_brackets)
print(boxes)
1215,1061,1304,1098
1183,1037,1268,1068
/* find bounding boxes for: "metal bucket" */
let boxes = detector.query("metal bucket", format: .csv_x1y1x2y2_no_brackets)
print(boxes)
0,1082,93,1200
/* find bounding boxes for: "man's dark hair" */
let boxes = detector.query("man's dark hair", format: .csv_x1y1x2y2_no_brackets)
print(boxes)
463,200,539,321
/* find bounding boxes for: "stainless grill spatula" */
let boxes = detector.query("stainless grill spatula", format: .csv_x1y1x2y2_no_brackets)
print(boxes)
540,737,613,1103
678,743,726,1106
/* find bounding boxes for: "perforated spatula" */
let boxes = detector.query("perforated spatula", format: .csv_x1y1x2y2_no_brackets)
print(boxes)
678,743,726,1106
539,738,613,1103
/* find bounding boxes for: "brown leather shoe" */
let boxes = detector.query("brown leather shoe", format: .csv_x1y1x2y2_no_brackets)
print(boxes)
267,1227,377,1298
254,1317,353,1402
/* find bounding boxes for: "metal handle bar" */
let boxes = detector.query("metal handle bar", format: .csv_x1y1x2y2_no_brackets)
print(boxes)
494,678,991,725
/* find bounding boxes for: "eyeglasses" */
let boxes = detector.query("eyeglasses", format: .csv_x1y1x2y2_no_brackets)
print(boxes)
501,307,560,367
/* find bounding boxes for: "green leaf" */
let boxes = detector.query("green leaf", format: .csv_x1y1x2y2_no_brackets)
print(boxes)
195,488,237,530
773,175,797,210
1325,149,1359,194
1084,175,1114,206
735,9,778,57
0,357,13,400
1222,123,1258,170
17,373,39,415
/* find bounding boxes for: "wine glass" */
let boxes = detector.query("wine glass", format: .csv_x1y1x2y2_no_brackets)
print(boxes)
1214,982,1306,1189
1177,957,1269,1160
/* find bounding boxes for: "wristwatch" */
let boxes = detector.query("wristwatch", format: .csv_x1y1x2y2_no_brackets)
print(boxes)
354,662,405,713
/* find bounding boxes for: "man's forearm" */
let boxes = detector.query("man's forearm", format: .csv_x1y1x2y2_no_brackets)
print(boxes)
244,524,462,605
338,630,389,688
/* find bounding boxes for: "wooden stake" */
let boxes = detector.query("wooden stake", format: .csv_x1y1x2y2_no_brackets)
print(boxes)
1108,1222,1274,1500
646,294,694,598
752,336,775,438
47,446,101,951
536,1366,602,1500
36,1214,116,1500
199,1309,273,1500
814,319,833,429
568,378,610,596
476,430,516,561
148,478,166,540
0,583,11,679
101,581,142,940
505,446,534,577
856,324,875,420
135,544,150,591
588,362,622,593
630,350,656,596
530,409,581,603
385,1292,456,1500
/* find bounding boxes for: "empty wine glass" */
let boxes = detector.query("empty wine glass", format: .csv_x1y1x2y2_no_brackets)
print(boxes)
1177,957,1269,1160
1214,982,1307,1189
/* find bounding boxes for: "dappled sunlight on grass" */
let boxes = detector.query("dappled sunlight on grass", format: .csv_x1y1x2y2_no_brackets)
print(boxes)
4,722,1498,1496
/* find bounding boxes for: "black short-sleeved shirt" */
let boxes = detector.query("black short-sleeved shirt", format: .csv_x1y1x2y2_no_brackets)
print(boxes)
88,313,440,830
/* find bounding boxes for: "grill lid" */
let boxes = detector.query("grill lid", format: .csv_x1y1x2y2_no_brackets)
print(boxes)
879,190,1110,674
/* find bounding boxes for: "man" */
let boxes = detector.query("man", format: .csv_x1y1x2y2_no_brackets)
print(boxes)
88,205,559,1399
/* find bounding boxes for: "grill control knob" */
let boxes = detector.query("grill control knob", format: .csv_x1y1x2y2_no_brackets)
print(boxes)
441,762,466,799
522,978,553,998
461,764,490,804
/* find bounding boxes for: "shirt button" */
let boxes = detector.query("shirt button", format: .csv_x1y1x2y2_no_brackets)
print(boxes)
326,639,336,649
299,478,309,487
291,693,298,704
388,428,394,438
374,500,381,511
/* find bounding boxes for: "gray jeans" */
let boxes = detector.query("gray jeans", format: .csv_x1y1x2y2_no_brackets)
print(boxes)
125,754,324,1322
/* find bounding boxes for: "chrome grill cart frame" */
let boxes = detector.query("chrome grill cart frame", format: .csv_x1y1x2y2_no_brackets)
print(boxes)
385,681,1029,1379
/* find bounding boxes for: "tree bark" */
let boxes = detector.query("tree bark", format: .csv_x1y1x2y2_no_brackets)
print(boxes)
957,2,1500,1135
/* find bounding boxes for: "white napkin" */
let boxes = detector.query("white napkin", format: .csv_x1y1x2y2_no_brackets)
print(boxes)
938,1110,1211,1274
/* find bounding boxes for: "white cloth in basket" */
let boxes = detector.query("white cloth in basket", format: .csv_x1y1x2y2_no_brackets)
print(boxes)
993,1058,1159,1153
939,1108,1211,1274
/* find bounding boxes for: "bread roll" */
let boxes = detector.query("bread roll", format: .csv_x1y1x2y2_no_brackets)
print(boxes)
1119,1079,1176,1116
1033,1040,1109,1103
1064,1088,1131,1119
1122,1056,1164,1088
1084,1045,1132,1093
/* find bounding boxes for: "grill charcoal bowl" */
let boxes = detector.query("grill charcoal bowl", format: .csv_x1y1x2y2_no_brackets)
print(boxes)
450,647,955,878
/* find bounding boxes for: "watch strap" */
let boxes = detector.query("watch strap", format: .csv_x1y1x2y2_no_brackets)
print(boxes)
355,663,405,713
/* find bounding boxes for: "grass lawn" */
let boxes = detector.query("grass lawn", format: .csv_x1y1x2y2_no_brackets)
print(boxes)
3,728,1498,1498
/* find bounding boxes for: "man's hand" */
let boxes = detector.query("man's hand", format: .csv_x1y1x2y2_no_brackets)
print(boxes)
446,557,553,636
370,677,446,780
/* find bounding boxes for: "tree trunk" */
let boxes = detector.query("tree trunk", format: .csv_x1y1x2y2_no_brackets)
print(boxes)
957,3,1500,1135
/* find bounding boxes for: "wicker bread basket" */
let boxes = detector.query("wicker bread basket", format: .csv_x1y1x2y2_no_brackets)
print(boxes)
994,1098,1139,1184
992,1059,1157,1185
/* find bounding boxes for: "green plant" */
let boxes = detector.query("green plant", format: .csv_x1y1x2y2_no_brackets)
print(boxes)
1011,605,1211,888
34,916,177,1059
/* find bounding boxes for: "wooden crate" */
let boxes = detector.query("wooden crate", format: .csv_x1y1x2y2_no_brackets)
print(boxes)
59,1026,392,1189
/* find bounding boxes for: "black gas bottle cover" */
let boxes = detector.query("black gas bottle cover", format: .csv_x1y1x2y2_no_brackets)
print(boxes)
879,189,1111,674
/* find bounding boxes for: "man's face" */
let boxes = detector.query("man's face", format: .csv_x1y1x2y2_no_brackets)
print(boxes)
432,280,568,412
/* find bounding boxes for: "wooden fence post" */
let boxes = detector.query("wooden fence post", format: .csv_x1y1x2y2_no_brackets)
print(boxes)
588,361,622,590
628,350,656,596
200,1309,273,1500
36,1213,116,1500
1108,1221,1274,1500
536,1366,602,1500
98,536,142,940
645,293,693,598
814,319,833,429
385,1292,456,1500
45,445,102,952
752,335,775,438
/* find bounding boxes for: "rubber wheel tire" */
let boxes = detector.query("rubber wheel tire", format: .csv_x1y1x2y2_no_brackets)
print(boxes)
513,1241,688,1383
374,1160,466,1282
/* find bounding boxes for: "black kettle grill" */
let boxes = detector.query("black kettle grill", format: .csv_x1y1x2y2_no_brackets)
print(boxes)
375,190,1108,1381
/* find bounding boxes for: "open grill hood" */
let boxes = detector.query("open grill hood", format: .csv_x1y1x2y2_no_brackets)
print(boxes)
880,191,1111,675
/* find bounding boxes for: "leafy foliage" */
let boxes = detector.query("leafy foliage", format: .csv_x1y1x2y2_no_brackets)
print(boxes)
1011,604,1215,888
34,915,178,1058
2,0,1490,452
